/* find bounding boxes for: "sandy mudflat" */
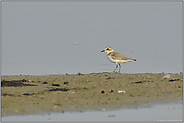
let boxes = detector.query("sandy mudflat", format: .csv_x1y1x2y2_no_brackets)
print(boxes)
1,72,183,116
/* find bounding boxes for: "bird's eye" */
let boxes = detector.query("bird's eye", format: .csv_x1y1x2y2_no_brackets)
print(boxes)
106,48,109,50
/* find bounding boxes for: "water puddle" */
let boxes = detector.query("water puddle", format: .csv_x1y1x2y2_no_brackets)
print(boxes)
2,102,182,121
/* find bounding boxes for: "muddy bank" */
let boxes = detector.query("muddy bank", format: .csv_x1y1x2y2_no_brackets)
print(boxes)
1,72,183,116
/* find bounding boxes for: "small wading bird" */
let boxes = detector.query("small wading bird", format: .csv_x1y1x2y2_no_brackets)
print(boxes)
101,46,136,73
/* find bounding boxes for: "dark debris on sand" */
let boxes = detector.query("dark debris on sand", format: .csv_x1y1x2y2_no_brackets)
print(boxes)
1,79,37,87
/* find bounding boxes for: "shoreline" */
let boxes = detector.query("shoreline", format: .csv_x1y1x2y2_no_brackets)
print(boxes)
1,71,183,76
1,72,183,116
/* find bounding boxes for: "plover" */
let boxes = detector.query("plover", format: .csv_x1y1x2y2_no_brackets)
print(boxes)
101,46,136,72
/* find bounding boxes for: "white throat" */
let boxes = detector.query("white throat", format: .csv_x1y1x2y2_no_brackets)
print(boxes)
106,50,113,54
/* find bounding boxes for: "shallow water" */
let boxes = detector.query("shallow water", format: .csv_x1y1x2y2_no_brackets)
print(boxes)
2,2,182,75
2,102,182,121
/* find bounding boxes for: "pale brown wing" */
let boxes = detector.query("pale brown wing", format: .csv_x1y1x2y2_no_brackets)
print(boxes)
108,52,129,60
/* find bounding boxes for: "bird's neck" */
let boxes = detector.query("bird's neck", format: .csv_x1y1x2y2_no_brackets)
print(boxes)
106,50,114,55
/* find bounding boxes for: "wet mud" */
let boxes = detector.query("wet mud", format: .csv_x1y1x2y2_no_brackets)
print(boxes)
1,72,183,116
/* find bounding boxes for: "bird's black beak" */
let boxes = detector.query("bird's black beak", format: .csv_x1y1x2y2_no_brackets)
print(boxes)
101,50,105,52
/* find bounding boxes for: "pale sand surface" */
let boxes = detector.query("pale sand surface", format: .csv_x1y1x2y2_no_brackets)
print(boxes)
1,72,183,116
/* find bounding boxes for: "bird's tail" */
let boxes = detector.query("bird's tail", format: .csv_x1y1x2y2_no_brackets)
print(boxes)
127,58,136,61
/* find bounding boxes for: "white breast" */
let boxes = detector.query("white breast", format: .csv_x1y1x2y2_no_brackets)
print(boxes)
107,56,128,63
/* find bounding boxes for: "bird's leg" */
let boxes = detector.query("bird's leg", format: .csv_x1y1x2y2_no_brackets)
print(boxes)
118,63,121,73
113,63,118,72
